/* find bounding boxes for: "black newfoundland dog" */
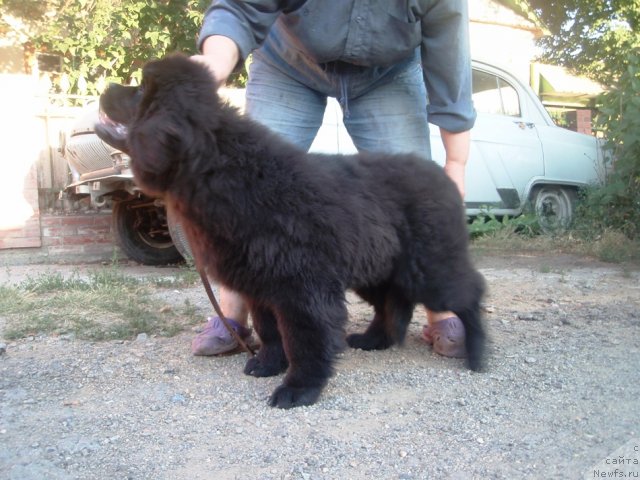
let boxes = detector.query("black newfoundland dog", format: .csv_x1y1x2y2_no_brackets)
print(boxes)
95,54,486,409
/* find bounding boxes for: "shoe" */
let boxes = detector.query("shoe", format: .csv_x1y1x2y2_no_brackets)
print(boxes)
421,316,467,358
191,316,252,356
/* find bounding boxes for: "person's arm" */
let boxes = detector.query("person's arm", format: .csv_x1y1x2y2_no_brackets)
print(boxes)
193,1,304,86
420,0,475,199
420,0,475,134
440,128,470,199
191,35,240,88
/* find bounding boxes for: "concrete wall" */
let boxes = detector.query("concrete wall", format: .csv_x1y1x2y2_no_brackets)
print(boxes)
0,73,44,249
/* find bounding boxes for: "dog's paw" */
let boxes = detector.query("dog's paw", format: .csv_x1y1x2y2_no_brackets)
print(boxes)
268,384,323,409
346,332,393,351
243,355,287,377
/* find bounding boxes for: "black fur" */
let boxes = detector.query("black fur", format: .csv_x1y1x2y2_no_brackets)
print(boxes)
95,54,486,409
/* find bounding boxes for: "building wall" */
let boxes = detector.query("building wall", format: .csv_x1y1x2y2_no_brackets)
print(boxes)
469,22,539,84
0,44,25,74
0,73,43,249
469,0,542,84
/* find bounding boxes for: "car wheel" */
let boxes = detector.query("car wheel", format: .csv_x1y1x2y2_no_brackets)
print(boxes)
533,186,577,234
167,210,193,262
112,198,183,265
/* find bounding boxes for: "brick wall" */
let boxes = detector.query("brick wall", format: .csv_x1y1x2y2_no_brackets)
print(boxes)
0,211,122,265
566,109,592,136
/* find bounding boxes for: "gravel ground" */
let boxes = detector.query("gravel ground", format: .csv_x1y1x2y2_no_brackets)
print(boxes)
1,251,639,479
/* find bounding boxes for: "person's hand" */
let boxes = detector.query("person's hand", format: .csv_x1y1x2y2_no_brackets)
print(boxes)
191,35,240,89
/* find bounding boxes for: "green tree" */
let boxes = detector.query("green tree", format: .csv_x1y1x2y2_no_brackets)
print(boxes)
1,0,212,94
526,0,639,83
581,54,640,239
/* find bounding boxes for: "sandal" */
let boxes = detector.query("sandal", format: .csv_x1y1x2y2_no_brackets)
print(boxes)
421,316,467,358
191,316,252,356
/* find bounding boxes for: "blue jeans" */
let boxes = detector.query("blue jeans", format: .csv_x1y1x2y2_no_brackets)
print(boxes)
245,50,431,159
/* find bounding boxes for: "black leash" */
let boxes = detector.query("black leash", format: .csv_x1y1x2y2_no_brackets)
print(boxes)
171,210,256,357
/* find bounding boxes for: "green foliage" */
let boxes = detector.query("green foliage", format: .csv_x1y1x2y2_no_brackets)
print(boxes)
526,0,639,84
2,0,215,94
468,212,539,239
592,230,640,263
526,1,640,240
577,54,640,239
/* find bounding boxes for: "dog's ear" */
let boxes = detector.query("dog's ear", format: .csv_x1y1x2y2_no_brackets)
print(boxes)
128,108,220,194
127,111,184,193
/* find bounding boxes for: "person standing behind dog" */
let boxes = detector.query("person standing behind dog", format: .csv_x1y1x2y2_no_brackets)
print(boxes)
189,0,476,359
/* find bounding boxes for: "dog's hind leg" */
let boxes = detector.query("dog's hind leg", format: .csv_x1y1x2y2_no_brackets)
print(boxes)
347,287,414,350
268,291,348,409
244,303,288,377
453,305,486,372
422,270,486,371
450,271,486,372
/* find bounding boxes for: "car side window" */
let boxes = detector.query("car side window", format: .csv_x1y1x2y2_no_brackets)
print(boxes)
472,69,521,117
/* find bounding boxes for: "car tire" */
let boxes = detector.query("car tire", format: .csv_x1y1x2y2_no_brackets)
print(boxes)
533,186,577,234
112,198,183,265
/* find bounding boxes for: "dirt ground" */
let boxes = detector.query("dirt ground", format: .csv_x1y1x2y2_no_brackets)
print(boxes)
1,251,639,479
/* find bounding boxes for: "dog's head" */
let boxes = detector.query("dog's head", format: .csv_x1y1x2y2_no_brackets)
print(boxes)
95,53,220,196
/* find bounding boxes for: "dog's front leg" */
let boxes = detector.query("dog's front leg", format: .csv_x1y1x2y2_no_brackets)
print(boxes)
244,304,288,377
268,294,347,409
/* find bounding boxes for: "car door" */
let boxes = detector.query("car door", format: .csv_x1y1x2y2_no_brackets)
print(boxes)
456,66,545,215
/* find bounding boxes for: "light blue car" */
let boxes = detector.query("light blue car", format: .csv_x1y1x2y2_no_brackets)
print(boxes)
311,60,607,233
